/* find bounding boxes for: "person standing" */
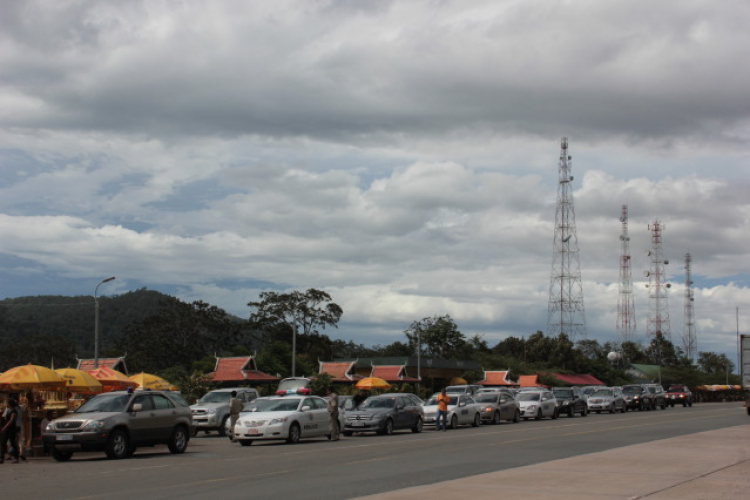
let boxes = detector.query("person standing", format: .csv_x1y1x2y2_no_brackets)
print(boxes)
2,399,21,463
326,386,340,441
436,388,450,432
228,391,243,442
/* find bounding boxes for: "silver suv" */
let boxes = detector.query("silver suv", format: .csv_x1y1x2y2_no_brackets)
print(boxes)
190,387,259,436
43,390,193,461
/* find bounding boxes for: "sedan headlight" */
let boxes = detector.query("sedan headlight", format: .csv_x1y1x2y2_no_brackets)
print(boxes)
526,405,537,411
81,420,106,432
269,417,288,425
45,422,56,432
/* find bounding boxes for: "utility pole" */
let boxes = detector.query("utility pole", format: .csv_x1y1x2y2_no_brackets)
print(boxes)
547,137,587,341
683,253,697,362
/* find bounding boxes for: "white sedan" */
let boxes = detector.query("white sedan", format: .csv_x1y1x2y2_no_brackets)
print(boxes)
422,394,482,429
517,390,558,420
232,396,344,446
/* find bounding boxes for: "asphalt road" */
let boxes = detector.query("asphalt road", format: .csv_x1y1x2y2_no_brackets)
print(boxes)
6,402,747,500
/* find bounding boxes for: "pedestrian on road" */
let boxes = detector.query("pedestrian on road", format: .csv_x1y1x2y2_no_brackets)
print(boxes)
228,391,242,442
326,386,340,441
436,388,450,432
1,398,21,463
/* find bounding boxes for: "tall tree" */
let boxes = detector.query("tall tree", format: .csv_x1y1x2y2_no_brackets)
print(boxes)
404,314,470,359
248,289,343,377
697,351,734,375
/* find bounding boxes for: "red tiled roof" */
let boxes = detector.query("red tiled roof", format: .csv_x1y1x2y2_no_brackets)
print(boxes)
371,365,419,383
319,361,361,382
518,375,542,387
210,357,278,383
549,373,605,386
477,370,517,386
77,357,127,374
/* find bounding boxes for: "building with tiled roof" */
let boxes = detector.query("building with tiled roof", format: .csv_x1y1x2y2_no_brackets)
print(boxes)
370,364,419,383
477,370,517,387
209,356,279,385
77,356,128,374
547,373,605,386
319,361,361,382
518,374,543,387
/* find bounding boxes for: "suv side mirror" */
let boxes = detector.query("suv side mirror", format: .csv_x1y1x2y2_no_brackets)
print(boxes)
132,403,143,412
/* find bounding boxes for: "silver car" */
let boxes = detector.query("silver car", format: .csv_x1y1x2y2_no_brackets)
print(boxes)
517,390,558,420
587,387,627,414
473,391,521,424
422,393,483,429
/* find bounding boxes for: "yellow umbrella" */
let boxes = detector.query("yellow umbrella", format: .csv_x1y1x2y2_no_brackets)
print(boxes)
355,377,391,390
87,367,138,392
55,368,103,394
0,364,66,390
128,372,173,391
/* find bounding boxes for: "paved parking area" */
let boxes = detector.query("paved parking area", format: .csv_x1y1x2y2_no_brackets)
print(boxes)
358,423,750,500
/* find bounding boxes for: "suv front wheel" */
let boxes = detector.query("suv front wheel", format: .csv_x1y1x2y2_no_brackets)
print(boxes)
106,429,130,460
168,426,189,454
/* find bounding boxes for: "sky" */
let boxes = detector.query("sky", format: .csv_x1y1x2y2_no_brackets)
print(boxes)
1,1,749,368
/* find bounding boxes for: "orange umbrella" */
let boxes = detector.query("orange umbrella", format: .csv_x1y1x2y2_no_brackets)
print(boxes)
55,368,103,394
128,372,173,391
87,367,138,392
0,364,66,390
355,377,392,390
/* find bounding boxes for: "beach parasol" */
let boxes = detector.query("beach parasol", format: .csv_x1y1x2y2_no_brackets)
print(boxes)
55,368,103,394
128,372,174,391
87,366,138,392
0,364,66,390
355,377,391,390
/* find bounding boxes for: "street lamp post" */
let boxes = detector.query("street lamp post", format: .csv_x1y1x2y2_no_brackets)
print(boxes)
94,276,116,369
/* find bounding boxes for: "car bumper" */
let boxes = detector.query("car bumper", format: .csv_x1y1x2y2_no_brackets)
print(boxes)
42,431,110,452
192,415,222,430
344,420,384,432
234,422,288,440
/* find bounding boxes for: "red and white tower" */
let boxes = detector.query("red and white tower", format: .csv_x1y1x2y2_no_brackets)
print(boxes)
547,137,587,341
683,253,697,361
616,205,636,344
645,220,671,341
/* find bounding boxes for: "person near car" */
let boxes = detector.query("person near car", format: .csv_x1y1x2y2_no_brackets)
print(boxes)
1,398,21,463
326,386,340,441
436,388,450,431
228,391,243,442
352,389,369,409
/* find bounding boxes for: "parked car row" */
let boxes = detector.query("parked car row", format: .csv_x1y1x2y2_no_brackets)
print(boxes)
40,382,693,461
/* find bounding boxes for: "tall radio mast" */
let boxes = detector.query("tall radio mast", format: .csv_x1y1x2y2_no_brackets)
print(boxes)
616,205,636,344
683,253,697,362
547,137,587,341
645,219,671,341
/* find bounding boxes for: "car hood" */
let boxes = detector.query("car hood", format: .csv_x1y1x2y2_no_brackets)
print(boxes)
191,402,226,410
347,409,393,417
238,410,298,421
422,404,456,412
55,411,121,422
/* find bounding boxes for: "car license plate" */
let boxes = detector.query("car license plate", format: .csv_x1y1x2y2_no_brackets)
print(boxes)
352,421,365,427
57,434,74,441
248,429,259,435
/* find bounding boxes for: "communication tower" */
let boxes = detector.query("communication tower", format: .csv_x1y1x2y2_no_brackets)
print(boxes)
683,253,697,362
644,219,671,341
547,137,587,341
616,205,636,344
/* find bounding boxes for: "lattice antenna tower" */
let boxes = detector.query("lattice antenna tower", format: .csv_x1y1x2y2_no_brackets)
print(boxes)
683,253,697,362
644,219,671,341
616,204,636,344
547,137,587,341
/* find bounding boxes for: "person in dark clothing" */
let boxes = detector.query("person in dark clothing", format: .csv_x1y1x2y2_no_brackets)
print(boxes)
1,399,21,464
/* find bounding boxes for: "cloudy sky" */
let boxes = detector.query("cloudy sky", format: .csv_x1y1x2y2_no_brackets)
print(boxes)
1,1,749,365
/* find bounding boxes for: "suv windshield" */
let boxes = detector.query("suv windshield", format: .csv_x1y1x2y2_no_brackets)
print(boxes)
76,393,131,413
621,386,642,395
669,387,686,392
201,391,232,404
592,389,613,397
278,379,309,391
553,389,573,399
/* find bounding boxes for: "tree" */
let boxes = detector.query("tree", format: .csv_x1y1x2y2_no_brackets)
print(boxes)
697,351,734,375
404,314,470,360
248,289,343,377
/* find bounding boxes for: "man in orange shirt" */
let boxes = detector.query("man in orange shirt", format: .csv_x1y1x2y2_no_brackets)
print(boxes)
436,388,450,432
